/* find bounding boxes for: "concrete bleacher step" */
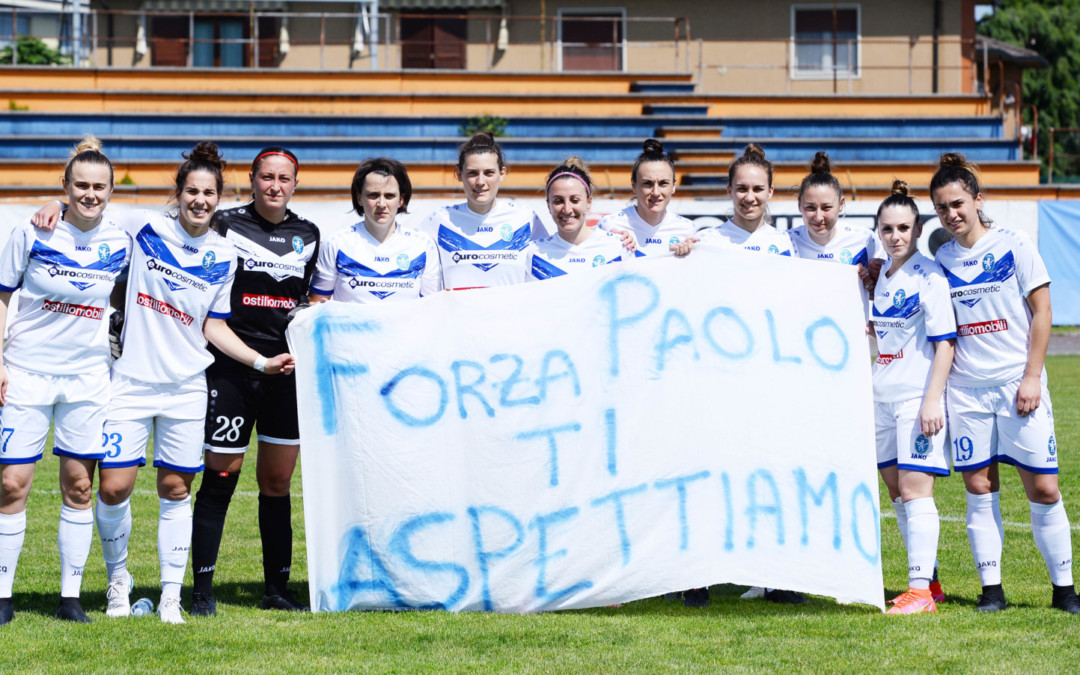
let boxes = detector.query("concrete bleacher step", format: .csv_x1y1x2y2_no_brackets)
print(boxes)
657,126,726,139
642,103,711,116
630,81,697,94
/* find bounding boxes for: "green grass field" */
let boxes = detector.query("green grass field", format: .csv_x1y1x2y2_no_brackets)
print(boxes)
6,358,1080,673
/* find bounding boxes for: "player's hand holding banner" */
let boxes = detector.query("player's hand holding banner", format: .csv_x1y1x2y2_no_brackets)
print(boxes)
287,245,885,612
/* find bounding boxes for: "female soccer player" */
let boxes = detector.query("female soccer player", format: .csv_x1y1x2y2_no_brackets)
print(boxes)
33,143,295,623
597,139,696,258
190,146,320,617
309,157,440,302
698,144,794,257
789,152,875,267
932,152,1079,614
0,137,129,625
526,158,626,280
871,181,956,615
418,132,545,290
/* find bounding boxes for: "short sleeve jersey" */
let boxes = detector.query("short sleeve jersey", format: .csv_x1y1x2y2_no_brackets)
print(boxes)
418,200,546,290
213,204,319,354
525,230,625,280
113,211,237,384
935,227,1050,387
871,252,957,403
596,205,696,259
310,223,441,303
789,224,877,266
698,220,795,256
0,218,130,375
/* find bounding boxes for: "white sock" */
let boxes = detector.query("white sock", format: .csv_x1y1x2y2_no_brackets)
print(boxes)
58,504,94,598
96,493,132,581
1030,500,1074,587
158,496,192,591
992,491,1005,544
892,497,908,549
904,498,939,590
966,491,1003,586
0,510,26,598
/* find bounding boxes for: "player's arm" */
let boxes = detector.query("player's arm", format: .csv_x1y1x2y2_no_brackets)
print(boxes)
0,290,10,404
203,317,294,375
919,338,954,436
1018,283,1051,416
31,199,64,231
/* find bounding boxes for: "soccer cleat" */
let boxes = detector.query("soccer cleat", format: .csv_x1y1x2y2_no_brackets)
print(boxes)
158,596,186,624
764,588,807,605
886,588,936,615
55,597,92,623
682,587,709,608
105,572,133,618
929,580,945,604
261,589,309,612
190,592,217,617
1051,584,1080,615
975,585,1008,612
740,586,765,600
0,598,12,625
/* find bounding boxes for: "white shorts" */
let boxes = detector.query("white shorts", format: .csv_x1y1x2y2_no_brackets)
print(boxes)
947,378,1058,474
0,365,109,464
102,372,207,473
875,396,950,476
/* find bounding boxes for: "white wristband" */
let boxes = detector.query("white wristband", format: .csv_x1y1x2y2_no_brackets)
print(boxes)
253,355,268,373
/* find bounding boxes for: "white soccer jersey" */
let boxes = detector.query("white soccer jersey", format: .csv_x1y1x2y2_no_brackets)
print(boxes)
526,230,626,280
596,205,696,259
310,223,441,303
418,200,546,290
698,220,795,256
0,218,129,375
789,223,877,266
935,227,1049,388
113,211,237,384
871,252,957,403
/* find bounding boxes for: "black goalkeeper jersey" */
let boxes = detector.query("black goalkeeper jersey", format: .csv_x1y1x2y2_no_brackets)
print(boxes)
213,203,319,354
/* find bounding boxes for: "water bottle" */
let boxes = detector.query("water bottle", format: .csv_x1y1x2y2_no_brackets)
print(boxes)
131,598,154,616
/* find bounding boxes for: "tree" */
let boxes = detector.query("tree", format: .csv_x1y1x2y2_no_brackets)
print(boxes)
0,37,68,66
978,0,1080,181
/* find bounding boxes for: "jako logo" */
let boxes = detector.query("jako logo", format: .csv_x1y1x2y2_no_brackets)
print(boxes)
477,226,494,233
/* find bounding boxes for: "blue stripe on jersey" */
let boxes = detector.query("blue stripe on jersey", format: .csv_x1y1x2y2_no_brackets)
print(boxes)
0,281,19,292
531,256,566,280
634,250,647,258
608,255,623,264
29,240,128,290
135,224,232,285
850,247,869,267
438,224,531,272
872,292,920,319
779,250,792,257
941,251,1016,288
335,251,427,279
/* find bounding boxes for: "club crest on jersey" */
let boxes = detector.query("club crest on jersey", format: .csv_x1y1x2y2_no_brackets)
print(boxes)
913,435,930,457
592,255,606,267
892,289,907,309
982,253,996,272
768,244,780,254
499,223,513,242
1049,436,1057,456
202,251,216,270
669,236,681,245
97,243,111,262
292,236,304,254
839,249,852,264
396,253,410,270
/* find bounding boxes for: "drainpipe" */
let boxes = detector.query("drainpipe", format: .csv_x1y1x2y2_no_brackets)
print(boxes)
932,0,941,93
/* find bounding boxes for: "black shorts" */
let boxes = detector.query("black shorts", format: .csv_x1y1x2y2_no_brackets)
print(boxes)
203,353,300,452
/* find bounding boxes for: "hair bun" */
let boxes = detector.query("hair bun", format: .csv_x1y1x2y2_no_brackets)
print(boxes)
564,156,587,172
744,143,766,160
809,150,831,175
185,141,227,172
72,134,103,158
939,152,968,170
642,138,665,155
890,179,910,197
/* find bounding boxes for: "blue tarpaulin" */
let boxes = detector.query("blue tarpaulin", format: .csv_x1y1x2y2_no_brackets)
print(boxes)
1039,201,1080,325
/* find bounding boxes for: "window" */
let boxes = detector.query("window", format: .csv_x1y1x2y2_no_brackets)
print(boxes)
792,4,860,79
0,14,31,48
558,9,625,72
151,15,279,68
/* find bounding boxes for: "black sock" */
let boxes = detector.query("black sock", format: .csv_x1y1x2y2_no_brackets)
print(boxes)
191,470,240,596
259,494,292,596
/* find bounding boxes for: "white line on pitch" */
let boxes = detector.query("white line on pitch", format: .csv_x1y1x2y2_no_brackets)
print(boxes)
883,510,1080,531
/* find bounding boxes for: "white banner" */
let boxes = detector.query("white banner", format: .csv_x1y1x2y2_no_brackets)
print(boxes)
288,245,885,613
